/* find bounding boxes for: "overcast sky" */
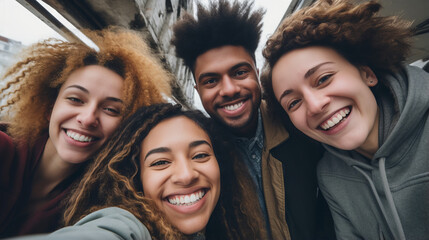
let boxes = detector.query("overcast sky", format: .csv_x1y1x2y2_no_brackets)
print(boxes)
0,0,65,44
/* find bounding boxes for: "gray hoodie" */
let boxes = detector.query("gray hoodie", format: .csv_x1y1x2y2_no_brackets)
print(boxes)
317,66,429,240
6,207,151,240
6,207,207,240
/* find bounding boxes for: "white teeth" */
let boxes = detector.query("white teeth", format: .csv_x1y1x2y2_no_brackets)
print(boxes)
224,102,243,111
66,130,94,142
190,193,196,202
320,108,351,130
167,190,205,206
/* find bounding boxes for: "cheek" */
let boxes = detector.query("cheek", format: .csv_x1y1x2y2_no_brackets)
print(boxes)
199,90,217,110
208,161,221,189
200,89,214,101
248,78,260,90
289,111,310,133
141,170,156,198
48,104,67,130
251,82,262,100
104,118,122,136
50,104,63,120
364,93,378,120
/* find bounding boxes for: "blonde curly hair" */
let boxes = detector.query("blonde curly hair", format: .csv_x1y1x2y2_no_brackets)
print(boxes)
0,27,172,144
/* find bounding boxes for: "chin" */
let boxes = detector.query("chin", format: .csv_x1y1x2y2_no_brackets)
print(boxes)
331,141,363,151
174,218,208,236
60,154,91,165
179,226,205,236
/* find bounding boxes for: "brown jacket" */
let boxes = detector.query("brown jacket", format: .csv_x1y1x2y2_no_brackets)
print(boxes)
260,102,335,240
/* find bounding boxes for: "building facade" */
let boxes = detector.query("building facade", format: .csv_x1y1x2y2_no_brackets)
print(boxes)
0,35,23,76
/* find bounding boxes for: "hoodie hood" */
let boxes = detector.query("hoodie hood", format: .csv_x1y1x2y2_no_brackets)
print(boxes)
374,66,429,166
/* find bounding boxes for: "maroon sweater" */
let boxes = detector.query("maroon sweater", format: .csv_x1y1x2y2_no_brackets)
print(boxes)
0,129,71,237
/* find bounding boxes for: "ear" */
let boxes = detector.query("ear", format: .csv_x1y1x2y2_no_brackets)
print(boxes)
359,66,378,87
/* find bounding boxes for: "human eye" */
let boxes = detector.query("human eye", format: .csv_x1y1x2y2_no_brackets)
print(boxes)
193,152,210,160
206,78,217,84
202,78,218,87
287,99,301,111
66,97,84,104
233,69,249,79
103,106,121,116
149,159,171,168
316,73,333,86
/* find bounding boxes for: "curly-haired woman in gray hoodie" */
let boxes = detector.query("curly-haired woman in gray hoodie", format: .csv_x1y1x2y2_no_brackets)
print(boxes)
262,0,429,239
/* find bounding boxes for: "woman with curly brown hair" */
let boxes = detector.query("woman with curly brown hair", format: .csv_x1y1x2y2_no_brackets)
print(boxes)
0,28,171,237
262,0,429,239
10,103,265,240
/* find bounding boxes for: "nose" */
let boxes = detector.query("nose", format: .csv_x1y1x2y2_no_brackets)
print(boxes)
305,90,330,116
171,157,199,186
76,105,99,128
219,75,240,97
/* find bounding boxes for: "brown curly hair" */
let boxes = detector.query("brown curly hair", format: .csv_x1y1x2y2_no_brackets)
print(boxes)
63,103,266,239
0,27,172,144
261,0,412,122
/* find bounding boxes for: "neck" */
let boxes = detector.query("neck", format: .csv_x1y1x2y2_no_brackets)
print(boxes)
31,138,79,199
233,124,257,138
356,109,380,159
232,113,259,139
186,230,205,240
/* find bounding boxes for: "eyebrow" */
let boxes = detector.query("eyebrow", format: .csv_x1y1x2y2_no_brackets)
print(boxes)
197,72,219,84
143,140,212,161
144,147,170,160
197,62,253,84
189,140,211,149
278,62,333,102
278,89,293,102
66,85,88,93
65,85,123,103
304,62,333,79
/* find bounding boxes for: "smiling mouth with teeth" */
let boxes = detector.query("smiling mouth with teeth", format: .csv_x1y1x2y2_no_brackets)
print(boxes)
66,130,95,142
167,189,206,206
223,102,243,111
320,107,351,131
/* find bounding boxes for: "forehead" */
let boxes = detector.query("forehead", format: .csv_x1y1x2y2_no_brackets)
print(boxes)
272,46,347,78
142,116,211,149
62,65,124,88
194,45,256,76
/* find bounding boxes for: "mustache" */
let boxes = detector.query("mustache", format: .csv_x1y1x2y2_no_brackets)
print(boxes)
216,94,250,106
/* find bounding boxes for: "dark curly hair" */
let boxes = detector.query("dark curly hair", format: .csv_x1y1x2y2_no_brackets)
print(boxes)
171,0,265,72
261,0,412,123
64,103,266,239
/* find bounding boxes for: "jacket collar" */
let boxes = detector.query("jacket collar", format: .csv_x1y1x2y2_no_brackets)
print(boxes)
260,101,289,150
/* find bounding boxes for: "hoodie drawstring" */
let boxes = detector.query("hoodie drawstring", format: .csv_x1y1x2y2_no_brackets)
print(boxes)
378,157,406,240
353,157,405,240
